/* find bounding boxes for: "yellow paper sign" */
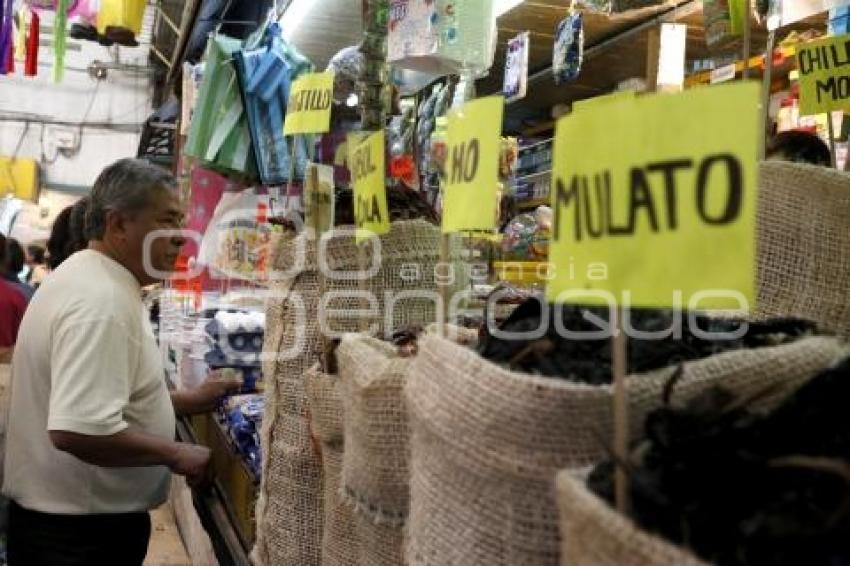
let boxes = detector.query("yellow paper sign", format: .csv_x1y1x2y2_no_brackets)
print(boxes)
797,34,850,116
349,131,389,243
546,82,760,310
283,72,334,135
573,90,635,112
0,158,39,201
441,96,504,234
305,163,335,235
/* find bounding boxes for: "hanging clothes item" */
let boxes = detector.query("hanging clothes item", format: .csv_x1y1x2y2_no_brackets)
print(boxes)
4,24,12,74
0,0,14,75
388,0,497,78
96,0,145,46
234,22,312,186
53,0,68,82
185,34,257,178
13,8,26,65
24,9,38,76
184,0,273,65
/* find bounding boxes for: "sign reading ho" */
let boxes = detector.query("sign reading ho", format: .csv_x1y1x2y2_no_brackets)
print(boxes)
546,82,761,310
797,34,850,116
441,96,504,234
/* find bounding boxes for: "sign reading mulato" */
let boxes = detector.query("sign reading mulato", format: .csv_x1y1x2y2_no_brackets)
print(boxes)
546,82,760,310
797,34,850,116
284,72,334,135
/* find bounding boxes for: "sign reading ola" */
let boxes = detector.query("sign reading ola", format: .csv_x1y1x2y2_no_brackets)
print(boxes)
796,34,850,115
546,82,760,310
348,130,389,243
284,72,335,135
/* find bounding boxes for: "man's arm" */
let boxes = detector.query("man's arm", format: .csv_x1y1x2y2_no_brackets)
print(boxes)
170,372,243,416
49,429,211,486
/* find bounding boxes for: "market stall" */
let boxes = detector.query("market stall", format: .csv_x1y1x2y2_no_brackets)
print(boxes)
133,0,850,564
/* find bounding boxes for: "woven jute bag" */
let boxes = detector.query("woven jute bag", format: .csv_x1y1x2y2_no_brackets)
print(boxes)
338,334,410,565
555,471,706,566
756,161,850,334
305,365,361,566
254,220,456,566
405,334,847,566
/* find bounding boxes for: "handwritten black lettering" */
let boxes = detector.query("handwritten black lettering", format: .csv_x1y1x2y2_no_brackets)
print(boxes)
696,154,743,225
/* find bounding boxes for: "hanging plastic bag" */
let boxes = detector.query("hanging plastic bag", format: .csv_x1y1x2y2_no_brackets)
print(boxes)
388,0,496,78
185,34,257,178
235,22,313,186
553,11,583,85
704,0,741,48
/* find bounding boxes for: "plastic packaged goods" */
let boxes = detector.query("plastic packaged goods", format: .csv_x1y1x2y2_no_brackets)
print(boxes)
388,0,497,77
704,0,740,48
503,32,530,103
553,11,583,84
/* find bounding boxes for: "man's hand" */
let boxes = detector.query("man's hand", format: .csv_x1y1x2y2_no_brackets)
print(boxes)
169,443,212,488
170,370,243,416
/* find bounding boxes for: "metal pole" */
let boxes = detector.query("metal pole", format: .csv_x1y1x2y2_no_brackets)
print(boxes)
742,2,752,79
760,30,776,159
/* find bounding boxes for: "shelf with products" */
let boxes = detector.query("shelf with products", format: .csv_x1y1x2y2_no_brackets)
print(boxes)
684,45,798,87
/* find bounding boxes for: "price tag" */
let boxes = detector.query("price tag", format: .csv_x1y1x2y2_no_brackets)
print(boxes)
441,96,504,234
284,72,335,135
349,131,389,243
797,34,850,116
710,63,737,84
546,82,760,310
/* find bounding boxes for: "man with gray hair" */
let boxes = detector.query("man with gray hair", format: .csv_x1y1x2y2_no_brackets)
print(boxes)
3,158,239,564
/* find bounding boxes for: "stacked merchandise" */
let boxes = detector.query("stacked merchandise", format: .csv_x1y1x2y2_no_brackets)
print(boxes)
205,310,266,392
220,394,265,480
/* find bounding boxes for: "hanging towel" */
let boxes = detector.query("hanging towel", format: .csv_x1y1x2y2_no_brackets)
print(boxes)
53,0,68,82
234,23,312,186
0,0,14,75
24,10,37,76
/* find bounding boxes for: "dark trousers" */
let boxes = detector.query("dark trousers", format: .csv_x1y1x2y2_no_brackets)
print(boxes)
8,500,151,566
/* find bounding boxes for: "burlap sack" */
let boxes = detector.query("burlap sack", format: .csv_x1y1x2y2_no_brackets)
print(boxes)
338,335,410,566
756,161,850,334
405,334,847,565
305,365,361,566
555,471,706,566
254,220,456,566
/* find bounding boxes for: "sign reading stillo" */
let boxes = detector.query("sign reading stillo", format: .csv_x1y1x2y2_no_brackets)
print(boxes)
441,96,504,234
797,34,850,116
284,72,334,135
546,82,760,310
349,131,389,243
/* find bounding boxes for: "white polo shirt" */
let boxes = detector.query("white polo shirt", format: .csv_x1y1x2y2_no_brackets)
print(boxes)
2,250,176,514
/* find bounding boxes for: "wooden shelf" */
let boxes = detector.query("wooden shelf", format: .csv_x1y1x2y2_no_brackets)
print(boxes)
517,197,550,210
515,170,552,183
684,45,798,86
